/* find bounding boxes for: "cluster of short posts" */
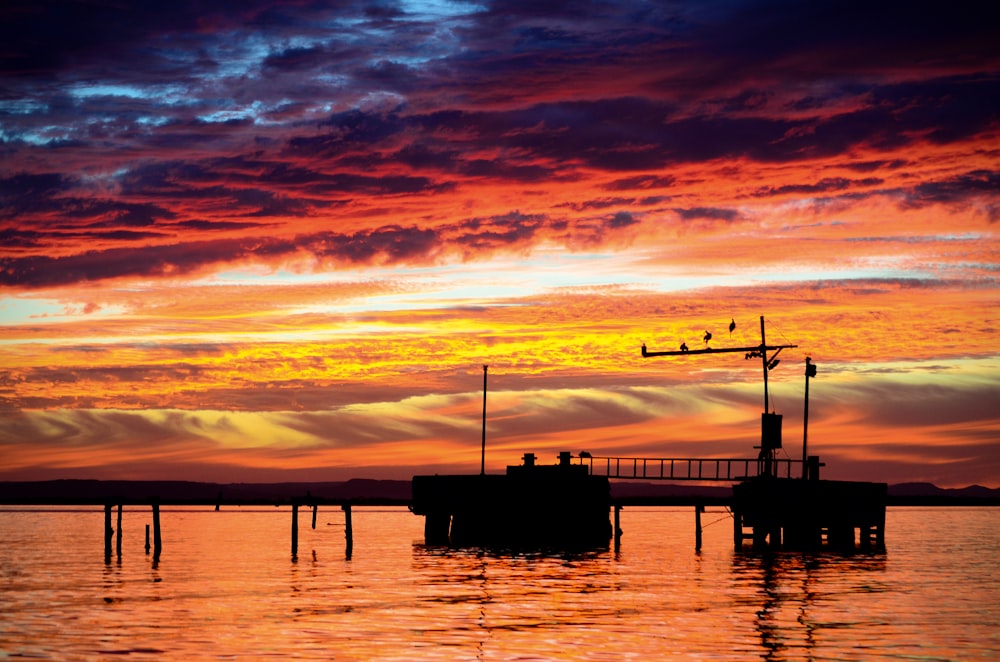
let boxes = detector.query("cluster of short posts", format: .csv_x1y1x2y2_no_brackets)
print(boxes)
103,498,355,564
104,500,161,565
290,499,354,561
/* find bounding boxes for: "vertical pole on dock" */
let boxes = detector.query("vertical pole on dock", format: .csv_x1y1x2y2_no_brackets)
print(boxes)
343,503,354,560
613,505,622,552
104,504,113,562
695,504,704,551
760,316,770,414
151,500,162,561
116,504,123,560
802,357,817,479
481,365,488,476
291,502,299,560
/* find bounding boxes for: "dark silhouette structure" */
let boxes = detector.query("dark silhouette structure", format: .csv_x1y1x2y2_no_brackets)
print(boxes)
732,477,886,551
643,316,888,552
411,451,611,548
411,315,888,553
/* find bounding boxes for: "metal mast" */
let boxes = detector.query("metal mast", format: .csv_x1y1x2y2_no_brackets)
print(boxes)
480,365,488,475
640,315,797,475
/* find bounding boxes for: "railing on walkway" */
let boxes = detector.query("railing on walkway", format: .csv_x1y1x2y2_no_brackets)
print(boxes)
584,456,802,481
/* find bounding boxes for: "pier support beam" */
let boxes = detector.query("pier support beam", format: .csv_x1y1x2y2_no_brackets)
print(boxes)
104,504,113,562
423,513,450,546
116,504,123,560
614,505,622,552
733,508,742,551
151,500,162,562
343,503,353,559
695,504,703,551
312,503,318,530
291,502,299,560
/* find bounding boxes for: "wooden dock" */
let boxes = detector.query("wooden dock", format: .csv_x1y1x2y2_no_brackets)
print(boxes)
0,472,900,562
584,454,888,552
732,477,887,551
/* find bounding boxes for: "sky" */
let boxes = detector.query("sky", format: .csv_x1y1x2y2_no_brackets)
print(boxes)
1,1,998,488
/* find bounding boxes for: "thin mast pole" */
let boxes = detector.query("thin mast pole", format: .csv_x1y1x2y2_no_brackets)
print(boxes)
803,357,810,478
760,315,769,413
480,365,488,475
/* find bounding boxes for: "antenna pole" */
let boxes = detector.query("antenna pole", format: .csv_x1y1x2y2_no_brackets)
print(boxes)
481,365,488,475
802,357,817,478
760,316,769,413
640,316,798,469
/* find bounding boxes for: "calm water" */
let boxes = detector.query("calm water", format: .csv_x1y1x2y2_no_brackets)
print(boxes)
1,506,997,661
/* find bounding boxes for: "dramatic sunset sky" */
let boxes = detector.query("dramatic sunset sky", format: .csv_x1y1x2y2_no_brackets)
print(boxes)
1,1,997,487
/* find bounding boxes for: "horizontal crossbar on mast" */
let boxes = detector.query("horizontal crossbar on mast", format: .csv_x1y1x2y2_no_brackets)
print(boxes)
641,343,796,358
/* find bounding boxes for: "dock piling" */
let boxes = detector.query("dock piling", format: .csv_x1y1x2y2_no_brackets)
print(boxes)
291,502,299,560
312,503,318,530
695,504,703,551
104,504,113,562
145,524,150,554
614,505,622,552
116,504,123,560
151,500,162,561
423,513,450,545
343,503,353,559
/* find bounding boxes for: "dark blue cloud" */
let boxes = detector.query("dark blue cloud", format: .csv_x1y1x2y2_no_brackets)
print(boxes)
2,0,997,289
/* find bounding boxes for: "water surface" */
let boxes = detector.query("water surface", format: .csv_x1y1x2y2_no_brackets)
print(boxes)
1,506,997,660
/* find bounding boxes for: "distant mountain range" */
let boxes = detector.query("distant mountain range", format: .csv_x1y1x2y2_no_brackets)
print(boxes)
0,479,997,506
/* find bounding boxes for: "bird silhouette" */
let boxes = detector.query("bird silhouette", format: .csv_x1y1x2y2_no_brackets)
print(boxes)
680,342,689,352
729,318,736,336
703,330,712,345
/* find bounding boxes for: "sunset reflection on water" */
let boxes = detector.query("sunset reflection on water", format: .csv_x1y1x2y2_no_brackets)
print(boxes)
0,507,996,660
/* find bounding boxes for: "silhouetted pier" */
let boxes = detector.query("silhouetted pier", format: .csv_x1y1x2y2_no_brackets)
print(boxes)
0,493,393,563
579,454,887,551
407,317,892,552
632,315,888,552
409,451,887,553
412,451,612,549
733,477,887,551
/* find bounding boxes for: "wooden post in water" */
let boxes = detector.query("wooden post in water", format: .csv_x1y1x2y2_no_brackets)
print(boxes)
613,505,622,552
695,504,704,551
291,502,299,560
151,500,162,561
732,508,742,551
312,503,318,530
116,504,123,560
104,504,113,562
145,524,151,554
343,503,353,560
